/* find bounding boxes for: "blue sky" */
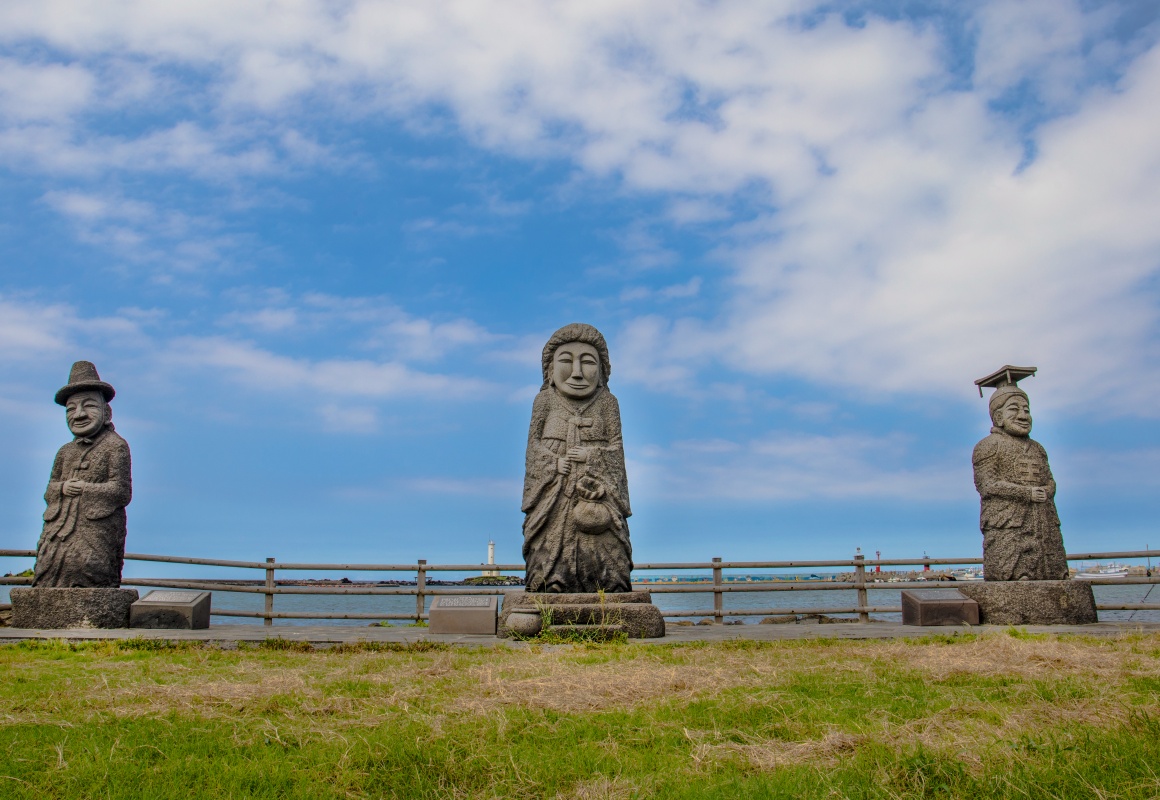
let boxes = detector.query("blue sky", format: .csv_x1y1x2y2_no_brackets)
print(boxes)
1,0,1159,576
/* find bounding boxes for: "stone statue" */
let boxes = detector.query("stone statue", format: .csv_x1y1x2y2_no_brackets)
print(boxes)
972,366,1068,582
32,361,132,588
521,323,632,593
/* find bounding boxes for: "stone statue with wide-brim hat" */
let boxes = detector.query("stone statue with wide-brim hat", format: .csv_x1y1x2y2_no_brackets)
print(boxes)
32,361,133,589
11,362,138,629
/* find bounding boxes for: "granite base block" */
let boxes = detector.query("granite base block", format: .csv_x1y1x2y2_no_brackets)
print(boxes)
498,591,665,638
956,581,1097,625
10,587,139,629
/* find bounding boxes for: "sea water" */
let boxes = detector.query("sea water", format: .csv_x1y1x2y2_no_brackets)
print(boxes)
136,583,1160,626
4,581,1157,626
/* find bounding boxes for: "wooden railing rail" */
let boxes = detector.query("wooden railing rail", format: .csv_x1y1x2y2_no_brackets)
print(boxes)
2,547,1157,624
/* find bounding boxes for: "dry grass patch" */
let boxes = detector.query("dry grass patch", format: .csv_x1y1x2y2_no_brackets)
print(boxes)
458,656,731,713
111,652,447,722
876,633,1160,682
692,730,864,771
555,775,641,800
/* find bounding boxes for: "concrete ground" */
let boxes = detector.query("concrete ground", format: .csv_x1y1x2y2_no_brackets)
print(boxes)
2,620,1158,647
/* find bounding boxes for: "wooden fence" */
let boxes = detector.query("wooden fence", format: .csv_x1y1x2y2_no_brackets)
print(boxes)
2,548,1158,625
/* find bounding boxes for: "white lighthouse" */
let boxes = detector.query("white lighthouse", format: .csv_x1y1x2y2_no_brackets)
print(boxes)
482,540,499,577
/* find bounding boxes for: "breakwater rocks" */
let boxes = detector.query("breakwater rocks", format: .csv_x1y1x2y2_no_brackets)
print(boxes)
152,577,526,588
462,576,525,586
671,613,860,626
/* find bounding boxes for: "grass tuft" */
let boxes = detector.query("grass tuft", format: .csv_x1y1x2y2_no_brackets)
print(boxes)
257,637,315,652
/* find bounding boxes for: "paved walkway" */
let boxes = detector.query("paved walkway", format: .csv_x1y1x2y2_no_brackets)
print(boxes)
2,620,1157,647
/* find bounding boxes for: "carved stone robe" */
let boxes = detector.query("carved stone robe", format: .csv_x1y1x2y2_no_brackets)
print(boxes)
522,386,632,593
972,427,1067,581
33,425,132,588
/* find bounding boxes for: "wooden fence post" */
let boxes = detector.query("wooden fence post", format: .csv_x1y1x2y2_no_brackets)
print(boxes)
264,557,275,627
854,549,868,623
416,559,427,623
712,557,723,624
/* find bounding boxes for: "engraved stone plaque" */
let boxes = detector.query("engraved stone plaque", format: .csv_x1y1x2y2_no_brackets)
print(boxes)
139,590,203,604
428,594,498,635
130,590,211,629
434,596,493,608
901,589,979,627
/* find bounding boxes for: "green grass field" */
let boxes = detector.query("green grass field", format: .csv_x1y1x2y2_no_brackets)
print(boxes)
2,631,1158,798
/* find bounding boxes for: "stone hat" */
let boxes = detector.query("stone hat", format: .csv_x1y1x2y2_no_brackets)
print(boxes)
55,361,116,406
541,323,612,390
974,364,1035,415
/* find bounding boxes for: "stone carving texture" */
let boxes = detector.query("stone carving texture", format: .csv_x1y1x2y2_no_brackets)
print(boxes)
522,324,632,593
972,367,1068,581
32,362,133,588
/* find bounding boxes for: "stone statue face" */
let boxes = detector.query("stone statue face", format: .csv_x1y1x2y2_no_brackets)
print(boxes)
994,395,1032,437
65,390,109,438
551,341,602,400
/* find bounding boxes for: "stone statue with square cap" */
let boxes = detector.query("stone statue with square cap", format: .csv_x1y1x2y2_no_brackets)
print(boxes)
32,361,133,588
971,365,1068,582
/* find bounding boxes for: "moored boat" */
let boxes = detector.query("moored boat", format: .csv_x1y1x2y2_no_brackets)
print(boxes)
1075,564,1129,580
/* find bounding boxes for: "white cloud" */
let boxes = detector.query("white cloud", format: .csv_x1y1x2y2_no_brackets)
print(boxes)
41,189,240,274
0,295,511,433
168,336,496,400
620,277,702,303
0,58,94,122
0,296,145,363
42,190,153,223
631,432,967,502
216,291,511,363
0,298,74,359
1,1,1157,415
318,403,379,434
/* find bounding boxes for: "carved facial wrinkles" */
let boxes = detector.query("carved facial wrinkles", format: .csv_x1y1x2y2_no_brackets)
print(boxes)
65,390,108,438
996,397,1032,437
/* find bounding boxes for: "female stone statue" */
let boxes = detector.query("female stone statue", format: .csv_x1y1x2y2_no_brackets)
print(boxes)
521,323,632,593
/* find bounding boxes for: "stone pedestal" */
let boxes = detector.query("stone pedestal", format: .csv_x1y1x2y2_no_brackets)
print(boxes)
130,590,211,630
498,591,665,639
10,587,139,629
901,589,980,626
428,595,498,635
956,581,1097,625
